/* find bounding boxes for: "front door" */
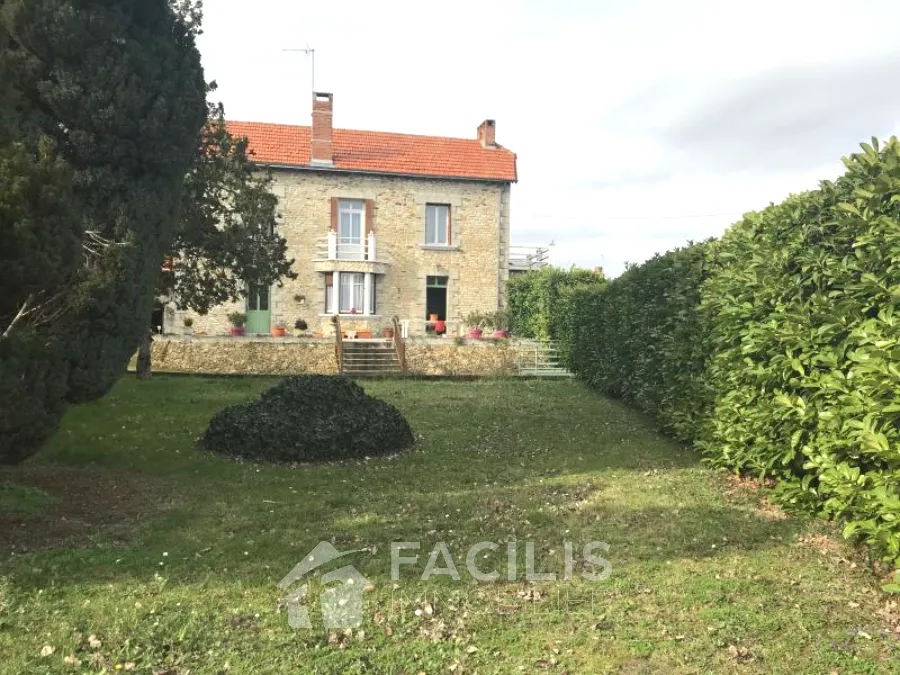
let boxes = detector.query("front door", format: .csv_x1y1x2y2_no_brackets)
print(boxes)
246,284,271,334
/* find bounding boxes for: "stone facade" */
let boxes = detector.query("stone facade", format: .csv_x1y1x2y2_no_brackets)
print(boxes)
174,171,511,338
133,336,517,377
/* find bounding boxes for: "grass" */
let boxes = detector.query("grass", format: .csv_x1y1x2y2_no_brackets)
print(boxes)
0,482,51,514
0,375,898,674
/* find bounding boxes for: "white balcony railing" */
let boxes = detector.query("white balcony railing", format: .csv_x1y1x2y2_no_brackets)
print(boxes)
314,231,390,263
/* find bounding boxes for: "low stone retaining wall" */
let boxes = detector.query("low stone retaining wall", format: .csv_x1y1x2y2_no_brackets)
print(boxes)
134,337,339,375
405,339,517,376
131,336,517,377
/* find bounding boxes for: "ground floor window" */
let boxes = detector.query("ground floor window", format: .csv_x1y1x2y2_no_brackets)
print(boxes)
325,272,377,315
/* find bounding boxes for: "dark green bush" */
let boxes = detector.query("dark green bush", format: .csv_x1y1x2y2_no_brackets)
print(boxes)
567,243,713,442
507,268,607,342
200,376,415,463
566,138,900,563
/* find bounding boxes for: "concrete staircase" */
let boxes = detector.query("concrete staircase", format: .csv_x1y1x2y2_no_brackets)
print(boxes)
341,340,403,376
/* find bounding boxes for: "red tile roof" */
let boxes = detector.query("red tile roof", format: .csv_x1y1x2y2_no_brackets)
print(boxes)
226,121,517,182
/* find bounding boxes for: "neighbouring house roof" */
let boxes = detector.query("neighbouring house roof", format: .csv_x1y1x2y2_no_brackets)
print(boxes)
226,121,518,182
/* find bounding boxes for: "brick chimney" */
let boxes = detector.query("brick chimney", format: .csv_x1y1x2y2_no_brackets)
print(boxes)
311,92,334,165
477,119,496,148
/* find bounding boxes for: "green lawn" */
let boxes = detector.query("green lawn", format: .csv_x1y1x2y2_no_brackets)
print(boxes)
0,376,897,674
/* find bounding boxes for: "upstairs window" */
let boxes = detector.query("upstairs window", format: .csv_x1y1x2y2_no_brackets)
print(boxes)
426,204,450,246
338,199,365,259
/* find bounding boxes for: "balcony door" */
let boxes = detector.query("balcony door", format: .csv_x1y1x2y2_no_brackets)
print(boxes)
338,200,365,260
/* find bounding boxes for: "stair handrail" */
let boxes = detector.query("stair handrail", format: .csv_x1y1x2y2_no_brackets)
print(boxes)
391,315,407,372
333,314,343,374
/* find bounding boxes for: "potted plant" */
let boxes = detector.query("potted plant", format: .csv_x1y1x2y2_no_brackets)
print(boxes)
271,320,287,337
490,309,512,338
228,311,247,337
463,311,489,339
183,316,194,337
293,318,308,337
382,325,395,338
357,328,374,339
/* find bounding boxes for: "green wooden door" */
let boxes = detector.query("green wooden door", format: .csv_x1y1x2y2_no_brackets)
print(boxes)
246,284,271,334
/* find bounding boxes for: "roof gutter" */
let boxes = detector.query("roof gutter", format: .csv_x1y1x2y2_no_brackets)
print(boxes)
256,162,518,184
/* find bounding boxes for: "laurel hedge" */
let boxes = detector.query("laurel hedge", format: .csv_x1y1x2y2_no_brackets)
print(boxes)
568,138,900,563
507,267,607,342
200,376,415,463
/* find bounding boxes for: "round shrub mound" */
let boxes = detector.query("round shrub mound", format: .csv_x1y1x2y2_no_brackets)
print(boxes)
200,376,414,462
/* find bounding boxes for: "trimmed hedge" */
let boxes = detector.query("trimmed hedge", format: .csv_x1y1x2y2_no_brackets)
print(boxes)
507,268,606,342
200,376,414,463
568,138,900,563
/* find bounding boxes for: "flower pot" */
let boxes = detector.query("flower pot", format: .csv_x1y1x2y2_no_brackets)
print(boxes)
382,328,394,338
229,326,246,336
434,320,447,335
271,327,287,337
467,328,483,339
357,330,373,339
492,329,508,338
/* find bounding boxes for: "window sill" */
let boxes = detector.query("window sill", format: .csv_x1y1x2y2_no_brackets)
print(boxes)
318,313,381,319
420,244,460,252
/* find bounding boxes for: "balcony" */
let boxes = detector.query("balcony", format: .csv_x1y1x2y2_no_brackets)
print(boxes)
509,245,550,274
313,232,392,275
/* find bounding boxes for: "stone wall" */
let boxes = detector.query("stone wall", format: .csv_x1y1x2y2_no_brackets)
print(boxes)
166,170,511,338
134,337,338,375
405,338,517,376
133,336,517,377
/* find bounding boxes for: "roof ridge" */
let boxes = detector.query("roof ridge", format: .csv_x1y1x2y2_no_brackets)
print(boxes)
227,120,515,148
224,120,517,181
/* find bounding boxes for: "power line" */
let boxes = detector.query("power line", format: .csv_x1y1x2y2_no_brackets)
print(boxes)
517,212,742,221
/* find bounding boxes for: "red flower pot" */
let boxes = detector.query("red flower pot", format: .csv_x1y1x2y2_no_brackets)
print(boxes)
467,328,483,339
492,329,508,338
229,326,246,336
271,327,287,337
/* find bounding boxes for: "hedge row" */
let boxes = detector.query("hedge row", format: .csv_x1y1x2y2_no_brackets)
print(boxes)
567,138,900,563
507,267,606,341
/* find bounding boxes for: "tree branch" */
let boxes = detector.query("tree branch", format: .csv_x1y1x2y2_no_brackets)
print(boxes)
2,294,34,339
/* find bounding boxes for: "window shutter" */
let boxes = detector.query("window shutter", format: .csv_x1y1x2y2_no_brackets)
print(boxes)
446,205,452,246
365,199,375,235
330,197,339,232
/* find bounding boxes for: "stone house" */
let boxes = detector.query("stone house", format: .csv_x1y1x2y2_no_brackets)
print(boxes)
184,92,517,337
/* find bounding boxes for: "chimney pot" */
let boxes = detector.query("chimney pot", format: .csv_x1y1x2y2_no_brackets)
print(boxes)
477,119,496,148
311,91,334,165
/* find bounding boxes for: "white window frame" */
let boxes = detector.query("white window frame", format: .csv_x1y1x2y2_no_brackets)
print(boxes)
339,272,365,314
425,204,450,246
338,199,365,260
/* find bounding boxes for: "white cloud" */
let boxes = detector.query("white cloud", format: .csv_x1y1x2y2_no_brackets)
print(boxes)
198,0,900,277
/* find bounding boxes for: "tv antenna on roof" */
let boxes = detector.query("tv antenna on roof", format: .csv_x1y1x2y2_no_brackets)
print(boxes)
282,44,315,96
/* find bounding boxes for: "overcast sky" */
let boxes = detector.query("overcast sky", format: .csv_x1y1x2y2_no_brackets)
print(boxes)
198,0,900,277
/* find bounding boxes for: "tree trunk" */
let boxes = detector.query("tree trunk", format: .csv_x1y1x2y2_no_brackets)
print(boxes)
136,330,153,380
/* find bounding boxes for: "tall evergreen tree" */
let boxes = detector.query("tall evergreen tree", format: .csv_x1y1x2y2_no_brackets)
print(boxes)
0,0,206,462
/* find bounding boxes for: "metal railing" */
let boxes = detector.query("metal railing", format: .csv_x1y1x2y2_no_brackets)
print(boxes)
509,245,550,272
313,232,391,263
